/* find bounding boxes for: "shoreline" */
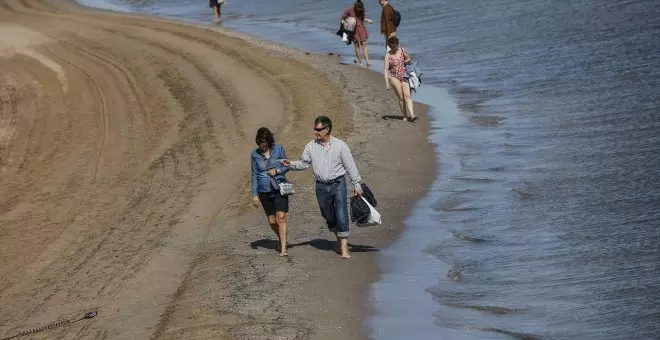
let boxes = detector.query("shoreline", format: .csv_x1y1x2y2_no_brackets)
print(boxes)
0,1,437,339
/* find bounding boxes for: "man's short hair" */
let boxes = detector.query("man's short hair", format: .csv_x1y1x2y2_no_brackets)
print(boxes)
314,115,333,133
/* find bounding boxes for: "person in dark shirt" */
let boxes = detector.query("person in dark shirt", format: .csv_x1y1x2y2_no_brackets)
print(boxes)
379,0,397,51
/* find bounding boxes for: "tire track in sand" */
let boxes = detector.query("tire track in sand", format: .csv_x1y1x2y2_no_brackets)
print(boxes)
56,36,152,134
41,42,110,183
0,85,18,167
102,27,246,141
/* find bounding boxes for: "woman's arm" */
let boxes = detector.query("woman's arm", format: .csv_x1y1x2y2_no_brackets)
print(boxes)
403,47,411,64
384,54,390,90
276,146,290,175
250,154,259,197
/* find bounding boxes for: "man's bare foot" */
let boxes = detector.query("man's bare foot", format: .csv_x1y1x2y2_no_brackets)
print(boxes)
339,237,350,258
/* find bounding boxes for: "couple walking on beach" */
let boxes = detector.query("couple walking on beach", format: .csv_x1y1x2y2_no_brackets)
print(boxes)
250,116,364,259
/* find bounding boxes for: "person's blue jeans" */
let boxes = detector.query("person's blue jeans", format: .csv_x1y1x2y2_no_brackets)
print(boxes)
315,177,350,237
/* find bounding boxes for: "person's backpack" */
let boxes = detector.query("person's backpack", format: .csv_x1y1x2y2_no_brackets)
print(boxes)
393,8,401,27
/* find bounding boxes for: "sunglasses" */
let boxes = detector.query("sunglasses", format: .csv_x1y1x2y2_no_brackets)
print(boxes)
313,126,328,132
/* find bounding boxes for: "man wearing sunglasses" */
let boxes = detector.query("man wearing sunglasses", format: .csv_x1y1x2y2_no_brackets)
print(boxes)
280,116,364,259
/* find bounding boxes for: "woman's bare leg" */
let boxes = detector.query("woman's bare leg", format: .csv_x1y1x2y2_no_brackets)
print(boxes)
402,82,416,120
389,76,407,119
213,5,220,20
361,41,371,66
267,215,280,248
353,42,362,65
276,211,288,256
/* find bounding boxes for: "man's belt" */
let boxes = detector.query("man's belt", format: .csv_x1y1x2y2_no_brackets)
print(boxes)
316,176,344,185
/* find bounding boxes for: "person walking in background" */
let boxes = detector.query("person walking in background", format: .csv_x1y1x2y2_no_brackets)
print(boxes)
342,0,372,67
379,0,396,52
384,36,417,122
251,127,291,257
208,0,225,22
280,116,364,259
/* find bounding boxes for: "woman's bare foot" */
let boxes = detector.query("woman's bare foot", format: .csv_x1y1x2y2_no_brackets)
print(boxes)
279,252,288,257
341,252,351,259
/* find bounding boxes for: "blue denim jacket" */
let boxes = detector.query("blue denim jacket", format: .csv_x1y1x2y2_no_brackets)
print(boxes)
251,144,290,196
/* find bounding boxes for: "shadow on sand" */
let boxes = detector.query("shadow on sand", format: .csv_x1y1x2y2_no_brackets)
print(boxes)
250,238,378,254
381,115,407,121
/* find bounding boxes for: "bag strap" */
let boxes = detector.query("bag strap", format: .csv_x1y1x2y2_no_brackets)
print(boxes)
401,47,410,60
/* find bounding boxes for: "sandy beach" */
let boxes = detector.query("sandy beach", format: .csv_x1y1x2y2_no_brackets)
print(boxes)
0,1,435,339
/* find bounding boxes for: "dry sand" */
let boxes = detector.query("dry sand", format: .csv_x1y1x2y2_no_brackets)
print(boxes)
0,1,436,339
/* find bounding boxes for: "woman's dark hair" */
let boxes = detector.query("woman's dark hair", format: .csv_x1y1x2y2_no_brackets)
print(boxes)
255,127,275,147
387,35,399,47
354,0,365,21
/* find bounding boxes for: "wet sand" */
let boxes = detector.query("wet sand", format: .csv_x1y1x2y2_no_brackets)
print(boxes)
0,1,436,339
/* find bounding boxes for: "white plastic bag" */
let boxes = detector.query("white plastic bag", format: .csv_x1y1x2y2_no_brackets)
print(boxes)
342,32,349,42
342,17,357,31
361,196,382,225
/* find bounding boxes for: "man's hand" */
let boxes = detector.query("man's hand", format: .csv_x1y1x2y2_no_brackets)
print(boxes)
252,196,260,208
279,159,291,166
354,188,363,196
268,168,278,176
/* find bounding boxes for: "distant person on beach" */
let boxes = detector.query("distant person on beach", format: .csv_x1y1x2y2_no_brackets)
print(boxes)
208,0,225,22
379,0,397,51
384,36,417,122
342,0,372,67
251,127,291,257
280,116,364,259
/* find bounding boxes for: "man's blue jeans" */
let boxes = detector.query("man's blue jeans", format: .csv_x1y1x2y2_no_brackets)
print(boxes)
315,177,350,237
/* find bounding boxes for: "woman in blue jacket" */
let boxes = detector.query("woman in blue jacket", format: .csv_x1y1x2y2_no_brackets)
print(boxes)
251,127,291,256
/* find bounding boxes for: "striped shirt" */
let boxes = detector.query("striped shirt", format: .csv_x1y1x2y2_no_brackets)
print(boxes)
288,136,363,191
